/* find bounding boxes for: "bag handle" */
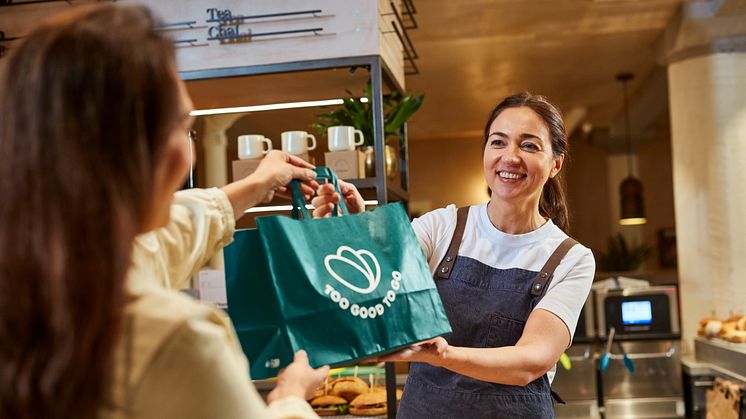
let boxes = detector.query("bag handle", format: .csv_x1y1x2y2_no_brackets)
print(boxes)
290,167,349,220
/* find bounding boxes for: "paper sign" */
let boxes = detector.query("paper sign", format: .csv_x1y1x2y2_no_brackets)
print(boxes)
198,269,227,309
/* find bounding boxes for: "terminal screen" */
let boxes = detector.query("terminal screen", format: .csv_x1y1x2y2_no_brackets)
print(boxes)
621,300,653,325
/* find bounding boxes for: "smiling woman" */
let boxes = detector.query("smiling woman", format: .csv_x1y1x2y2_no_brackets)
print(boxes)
482,92,570,234
312,91,596,418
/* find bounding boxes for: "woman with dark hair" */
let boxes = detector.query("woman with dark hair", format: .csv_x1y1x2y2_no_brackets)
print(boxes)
0,5,327,419
314,92,595,417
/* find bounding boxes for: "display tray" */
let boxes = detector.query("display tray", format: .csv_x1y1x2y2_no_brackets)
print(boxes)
305,366,398,418
694,336,746,380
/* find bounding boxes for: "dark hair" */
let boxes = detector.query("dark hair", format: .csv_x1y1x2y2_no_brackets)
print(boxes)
0,5,179,418
482,92,570,232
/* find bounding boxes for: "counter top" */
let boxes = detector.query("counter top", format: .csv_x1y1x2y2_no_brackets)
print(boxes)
680,356,716,377
682,337,746,384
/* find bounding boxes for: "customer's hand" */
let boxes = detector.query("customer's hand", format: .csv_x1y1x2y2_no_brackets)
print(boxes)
267,350,329,403
250,151,318,203
311,180,365,218
376,337,449,366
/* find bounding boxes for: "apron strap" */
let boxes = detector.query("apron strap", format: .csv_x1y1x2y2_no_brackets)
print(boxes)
550,390,567,405
434,206,469,279
530,237,579,297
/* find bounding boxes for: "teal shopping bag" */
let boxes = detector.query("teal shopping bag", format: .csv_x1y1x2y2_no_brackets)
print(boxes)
224,168,451,380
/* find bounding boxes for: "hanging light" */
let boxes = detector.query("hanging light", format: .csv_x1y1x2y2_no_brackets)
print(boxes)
617,72,646,226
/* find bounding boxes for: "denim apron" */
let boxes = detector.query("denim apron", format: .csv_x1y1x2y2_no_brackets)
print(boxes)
398,207,577,419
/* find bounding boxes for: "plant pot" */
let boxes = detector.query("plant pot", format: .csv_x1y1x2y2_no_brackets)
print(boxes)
361,146,376,178
384,143,398,180
360,144,399,180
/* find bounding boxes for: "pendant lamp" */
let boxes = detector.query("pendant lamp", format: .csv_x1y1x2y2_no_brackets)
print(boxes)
617,73,646,226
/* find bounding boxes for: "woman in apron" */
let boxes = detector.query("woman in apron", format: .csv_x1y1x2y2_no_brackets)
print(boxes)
314,92,595,418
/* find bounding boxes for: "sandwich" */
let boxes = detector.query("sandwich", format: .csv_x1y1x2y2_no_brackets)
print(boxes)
349,391,388,416
368,386,403,398
307,379,333,401
330,376,369,402
309,395,349,416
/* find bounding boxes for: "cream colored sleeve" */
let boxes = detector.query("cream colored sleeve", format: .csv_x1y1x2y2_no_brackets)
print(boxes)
131,313,319,419
149,188,236,289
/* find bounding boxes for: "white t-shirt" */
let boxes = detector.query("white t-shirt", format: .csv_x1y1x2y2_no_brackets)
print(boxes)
411,204,595,381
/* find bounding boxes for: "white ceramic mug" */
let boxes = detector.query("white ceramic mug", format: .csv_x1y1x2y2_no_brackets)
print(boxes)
281,131,316,155
328,126,364,151
238,134,272,160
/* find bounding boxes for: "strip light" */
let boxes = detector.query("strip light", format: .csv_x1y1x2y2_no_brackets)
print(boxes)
190,98,344,116
245,200,379,214
190,97,369,117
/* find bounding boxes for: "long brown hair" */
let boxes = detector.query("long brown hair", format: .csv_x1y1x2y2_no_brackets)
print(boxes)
483,92,570,232
0,5,180,418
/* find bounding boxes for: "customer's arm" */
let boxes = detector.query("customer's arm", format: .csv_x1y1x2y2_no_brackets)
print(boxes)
222,150,317,220
133,151,317,289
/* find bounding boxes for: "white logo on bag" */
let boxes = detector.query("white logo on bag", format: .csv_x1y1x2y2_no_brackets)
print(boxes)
322,245,402,320
324,246,380,294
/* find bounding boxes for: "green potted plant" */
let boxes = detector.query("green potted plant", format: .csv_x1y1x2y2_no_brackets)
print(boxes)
598,233,652,272
310,81,424,178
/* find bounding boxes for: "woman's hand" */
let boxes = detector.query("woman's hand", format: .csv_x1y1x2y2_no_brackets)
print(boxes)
311,180,365,218
267,350,330,403
222,151,318,219
376,337,449,366
251,150,318,203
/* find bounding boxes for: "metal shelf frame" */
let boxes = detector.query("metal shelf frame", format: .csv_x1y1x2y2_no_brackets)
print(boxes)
181,54,409,208
180,54,408,418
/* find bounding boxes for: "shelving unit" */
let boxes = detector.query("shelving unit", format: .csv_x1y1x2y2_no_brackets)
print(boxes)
183,54,410,208
171,0,418,418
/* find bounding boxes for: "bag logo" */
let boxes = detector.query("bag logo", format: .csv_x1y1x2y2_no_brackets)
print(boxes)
324,246,380,294
322,245,402,320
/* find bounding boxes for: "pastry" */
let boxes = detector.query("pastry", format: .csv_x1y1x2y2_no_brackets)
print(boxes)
737,316,746,331
704,320,723,337
722,330,746,344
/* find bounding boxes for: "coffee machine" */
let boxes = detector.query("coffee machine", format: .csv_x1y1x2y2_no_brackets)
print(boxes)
595,285,684,418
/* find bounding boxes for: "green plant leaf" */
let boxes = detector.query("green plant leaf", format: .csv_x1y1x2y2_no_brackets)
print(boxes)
309,78,424,148
598,233,651,272
385,93,424,137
